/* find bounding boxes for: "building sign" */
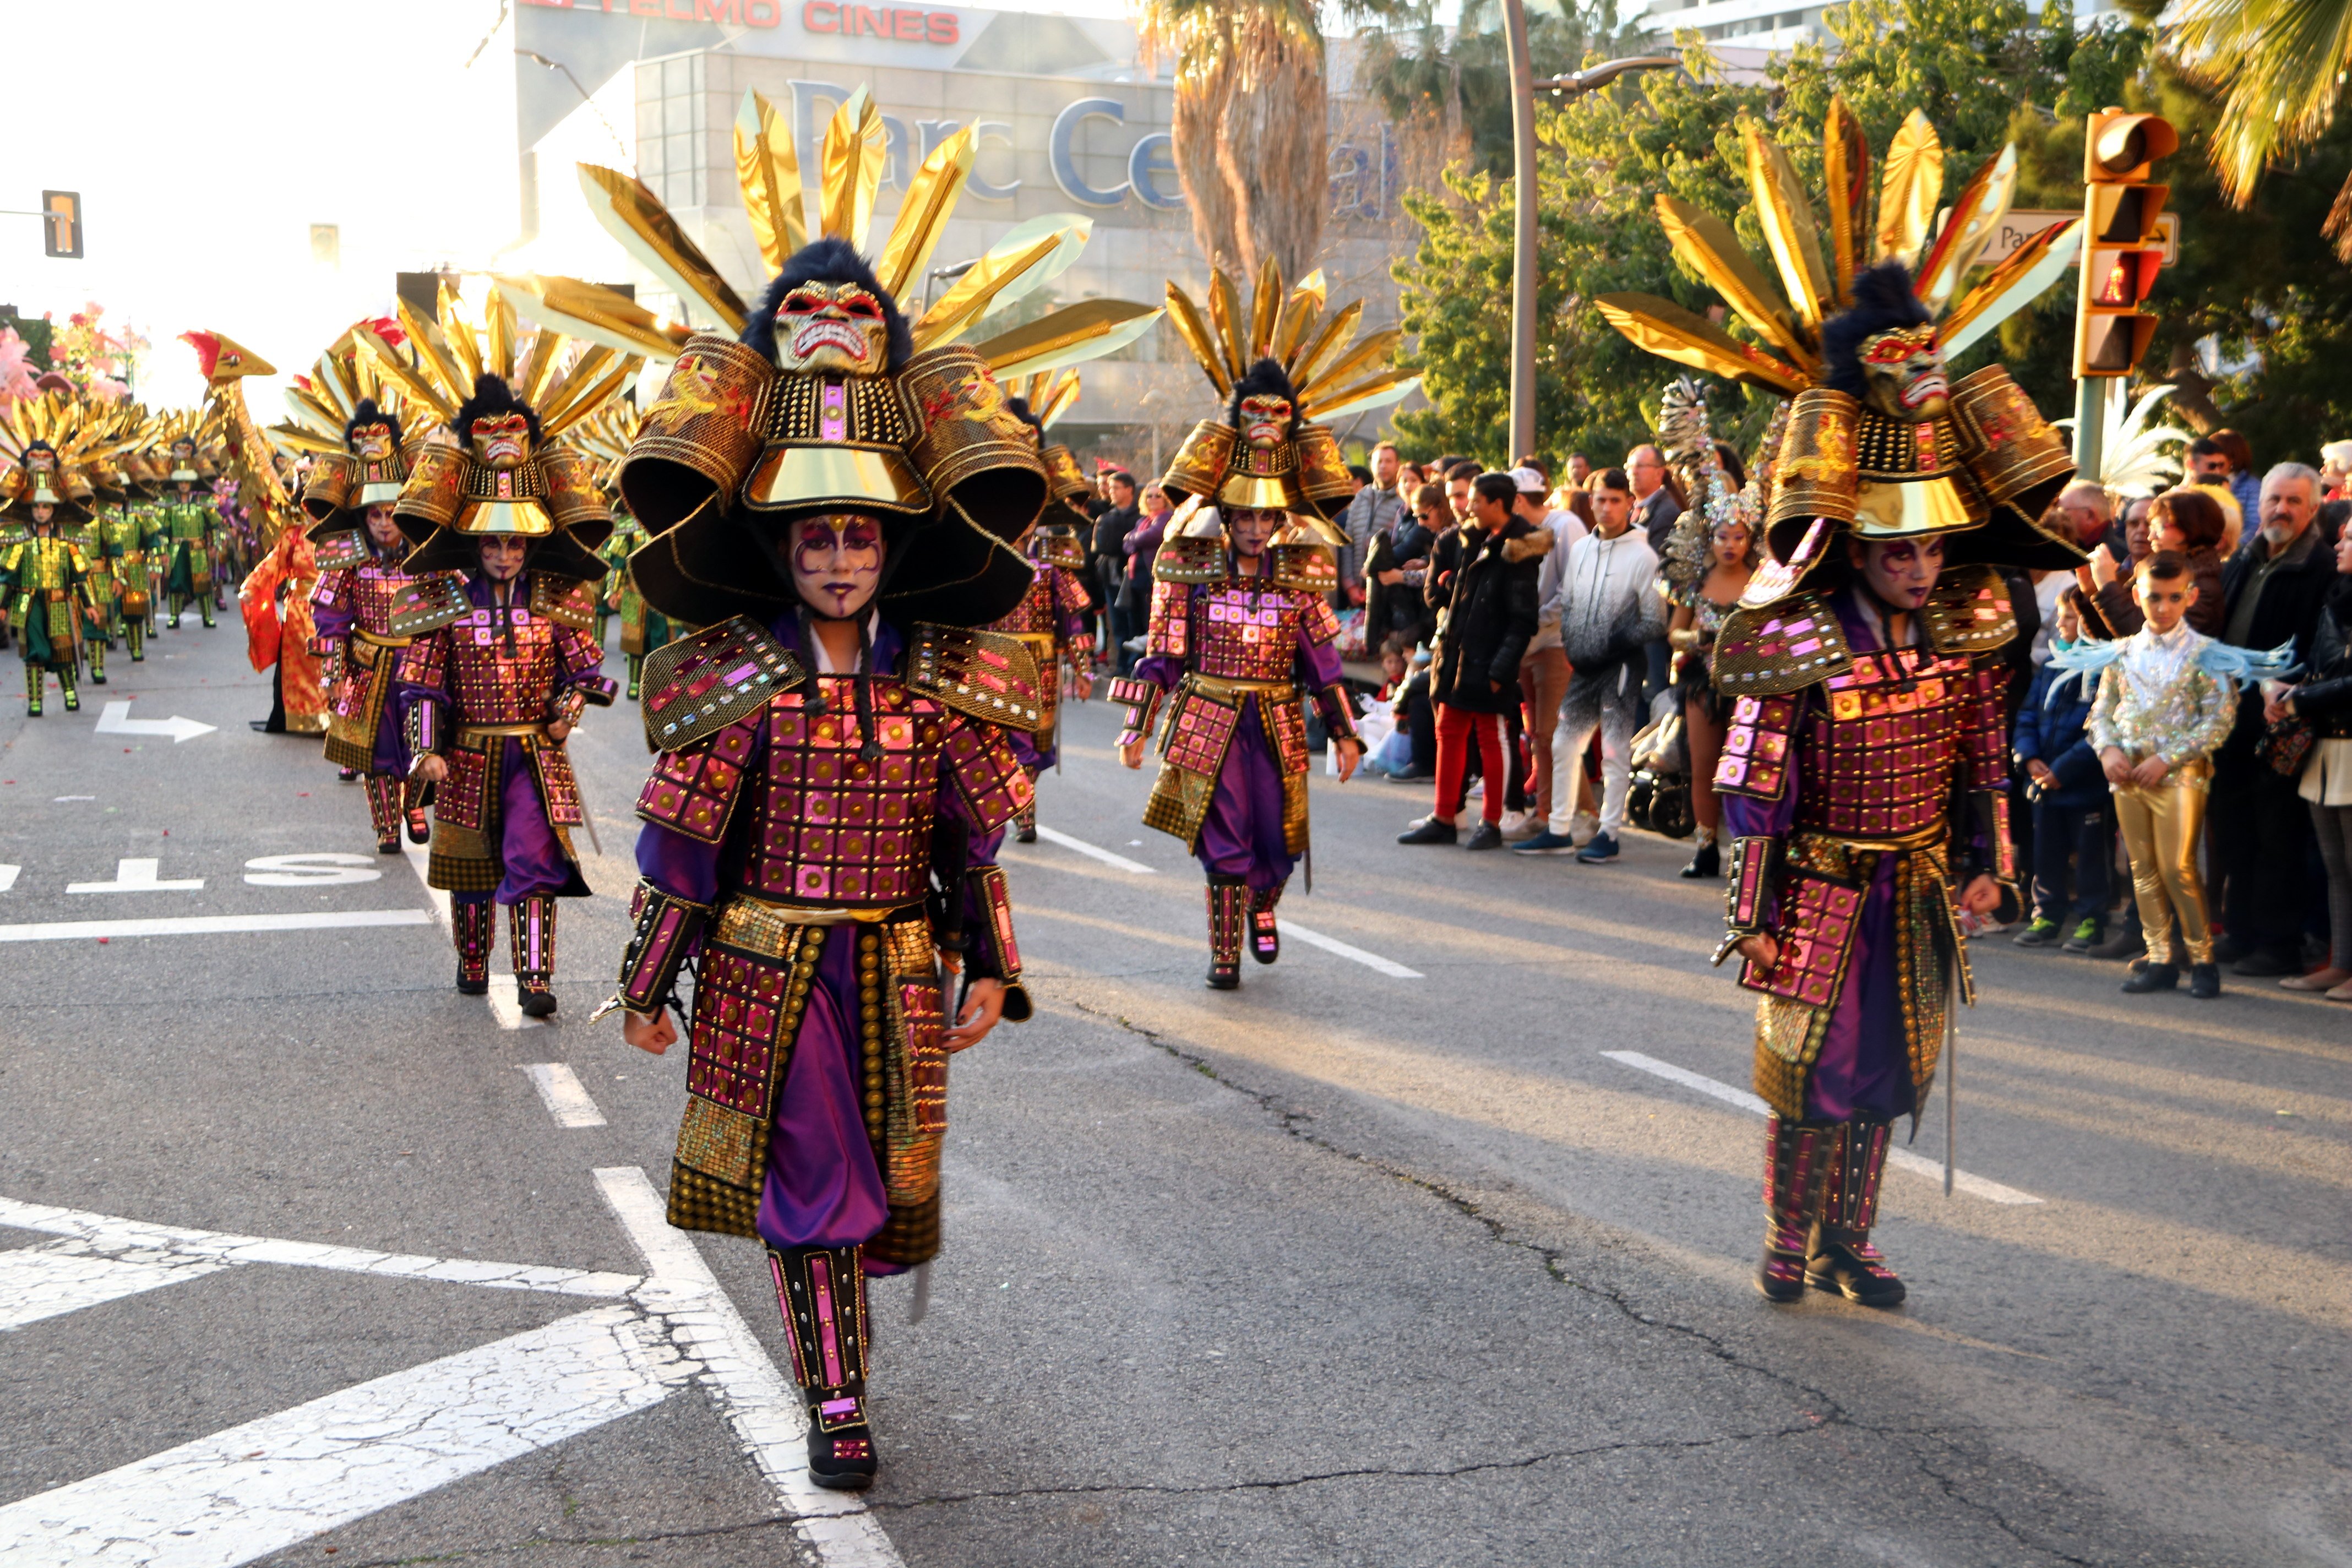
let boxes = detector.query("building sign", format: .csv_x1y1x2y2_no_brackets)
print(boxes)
801,3,959,42
520,0,790,24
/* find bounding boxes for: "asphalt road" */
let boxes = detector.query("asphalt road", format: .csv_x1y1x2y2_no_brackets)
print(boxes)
1,617,2346,1568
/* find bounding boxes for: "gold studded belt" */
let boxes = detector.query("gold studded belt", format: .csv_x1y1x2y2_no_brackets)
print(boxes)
712,894,923,959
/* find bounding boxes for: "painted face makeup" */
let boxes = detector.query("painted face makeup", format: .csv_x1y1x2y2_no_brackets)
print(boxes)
364,503,402,548
469,413,533,471
477,535,529,581
351,423,397,463
1855,534,1945,610
1226,507,1280,559
789,513,886,620
1858,325,1950,422
771,282,891,375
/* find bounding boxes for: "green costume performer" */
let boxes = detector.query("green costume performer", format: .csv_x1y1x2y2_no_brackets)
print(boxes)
160,440,220,629
602,508,683,700
0,476,96,716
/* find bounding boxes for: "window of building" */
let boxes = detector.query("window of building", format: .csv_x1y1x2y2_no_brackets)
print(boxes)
635,54,706,211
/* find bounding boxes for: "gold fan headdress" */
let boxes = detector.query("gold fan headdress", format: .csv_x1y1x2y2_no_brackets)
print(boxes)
1598,102,2082,597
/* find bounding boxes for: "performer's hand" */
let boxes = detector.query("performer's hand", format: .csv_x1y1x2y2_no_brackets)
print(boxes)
1736,933,1779,969
1071,670,1093,701
2100,746,2132,785
944,978,1005,1052
1959,874,2001,914
2131,754,2171,788
413,754,448,785
1334,737,1363,783
623,1009,677,1055
1119,737,1145,769
546,718,573,743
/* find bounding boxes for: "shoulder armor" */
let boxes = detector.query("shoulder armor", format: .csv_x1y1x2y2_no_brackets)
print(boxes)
908,623,1043,730
311,531,371,573
1155,535,1226,584
1922,562,2017,658
1710,591,1854,696
531,573,599,631
1269,542,1338,596
641,614,805,751
385,574,470,638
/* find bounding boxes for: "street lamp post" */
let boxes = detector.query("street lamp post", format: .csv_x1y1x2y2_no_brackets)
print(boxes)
1498,19,1679,459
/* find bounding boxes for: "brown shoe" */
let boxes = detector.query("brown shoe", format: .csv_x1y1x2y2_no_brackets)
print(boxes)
2279,966,2352,992
2326,979,2352,1003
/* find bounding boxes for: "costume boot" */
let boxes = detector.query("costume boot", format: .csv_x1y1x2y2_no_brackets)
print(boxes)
364,775,402,853
23,662,42,718
1807,1117,1905,1306
1248,883,1282,965
58,664,78,713
1205,876,1246,990
453,896,493,995
126,619,143,662
199,596,215,629
88,638,105,684
511,894,558,1017
626,652,644,701
769,1244,877,1490
168,591,184,629
1013,794,1037,845
1757,1116,1831,1302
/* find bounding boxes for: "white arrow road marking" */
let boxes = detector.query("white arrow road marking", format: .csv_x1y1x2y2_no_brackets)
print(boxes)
1276,919,1424,979
0,1194,640,1299
521,1063,606,1128
67,857,205,894
1598,1050,2044,1205
0,910,432,944
0,864,18,893
242,853,382,888
94,699,216,743
1032,824,1157,873
0,1238,230,1332
596,1166,907,1568
0,1305,685,1568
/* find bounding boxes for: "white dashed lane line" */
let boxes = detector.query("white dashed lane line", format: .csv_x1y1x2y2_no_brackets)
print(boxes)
522,1062,608,1127
1033,823,1156,873
1599,1050,2043,1205
0,910,433,943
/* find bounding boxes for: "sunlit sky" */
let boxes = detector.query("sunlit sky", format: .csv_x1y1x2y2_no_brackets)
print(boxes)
0,0,1147,412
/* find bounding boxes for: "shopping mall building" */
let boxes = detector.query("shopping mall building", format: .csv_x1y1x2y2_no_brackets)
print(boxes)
511,0,1419,471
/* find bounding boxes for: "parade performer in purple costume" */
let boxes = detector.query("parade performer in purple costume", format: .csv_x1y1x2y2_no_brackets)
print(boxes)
306,399,434,853
1599,106,2092,1309
585,87,1159,1489
984,375,1096,842
393,370,620,1016
1110,262,1417,988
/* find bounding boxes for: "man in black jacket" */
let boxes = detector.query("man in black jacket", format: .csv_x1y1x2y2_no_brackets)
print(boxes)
1400,472,1548,850
2212,462,2336,974
1091,470,1139,666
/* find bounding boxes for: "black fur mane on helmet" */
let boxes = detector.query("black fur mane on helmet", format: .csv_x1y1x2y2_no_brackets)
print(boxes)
741,237,913,371
1005,395,1045,443
346,398,404,450
1820,261,1932,398
450,374,541,446
23,439,56,460
1228,357,1303,433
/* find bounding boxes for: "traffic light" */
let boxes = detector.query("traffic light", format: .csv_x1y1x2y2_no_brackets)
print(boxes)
40,190,81,258
2073,111,2173,378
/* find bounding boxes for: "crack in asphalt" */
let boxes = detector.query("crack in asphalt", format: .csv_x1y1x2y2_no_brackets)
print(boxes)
1056,989,2114,1567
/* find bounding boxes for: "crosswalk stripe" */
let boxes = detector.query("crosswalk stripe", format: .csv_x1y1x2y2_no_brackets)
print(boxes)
0,910,432,943
521,1063,607,1127
0,1305,683,1567
0,1239,227,1332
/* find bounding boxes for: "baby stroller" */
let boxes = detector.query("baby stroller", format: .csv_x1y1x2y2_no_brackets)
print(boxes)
1626,688,1695,841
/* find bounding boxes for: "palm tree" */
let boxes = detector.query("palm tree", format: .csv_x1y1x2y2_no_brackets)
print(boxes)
2172,0,2352,253
1133,0,1333,280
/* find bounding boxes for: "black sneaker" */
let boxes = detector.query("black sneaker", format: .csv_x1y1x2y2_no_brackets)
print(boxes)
1680,841,1721,879
2231,949,2295,977
2061,919,2102,954
519,986,558,1018
2013,919,2060,948
1806,1240,1906,1307
1397,818,1457,846
2121,962,2179,994
1463,821,1504,851
2188,962,2222,1000
807,1396,878,1490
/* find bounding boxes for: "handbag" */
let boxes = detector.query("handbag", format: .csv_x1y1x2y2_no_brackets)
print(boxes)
2258,712,2316,778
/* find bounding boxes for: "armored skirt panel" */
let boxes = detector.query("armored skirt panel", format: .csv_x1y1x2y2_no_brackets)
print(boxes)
162,504,215,596
633,654,1034,1271
1717,628,2011,1124
316,562,430,773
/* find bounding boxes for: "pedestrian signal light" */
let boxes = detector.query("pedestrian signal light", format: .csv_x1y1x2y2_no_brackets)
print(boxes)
2072,110,2172,380
41,190,82,258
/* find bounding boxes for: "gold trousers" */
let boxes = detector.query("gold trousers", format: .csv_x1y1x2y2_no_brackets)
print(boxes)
2114,761,2213,966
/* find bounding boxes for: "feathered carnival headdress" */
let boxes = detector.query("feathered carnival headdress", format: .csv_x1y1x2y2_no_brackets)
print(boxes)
577,85,1162,628
1599,104,2086,604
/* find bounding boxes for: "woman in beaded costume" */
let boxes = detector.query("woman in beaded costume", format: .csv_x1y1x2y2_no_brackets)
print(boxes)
1602,107,2090,1308
1656,383,1768,880
586,87,1159,1489
1113,263,1419,988
985,373,1097,842
304,395,436,851
380,293,634,1016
